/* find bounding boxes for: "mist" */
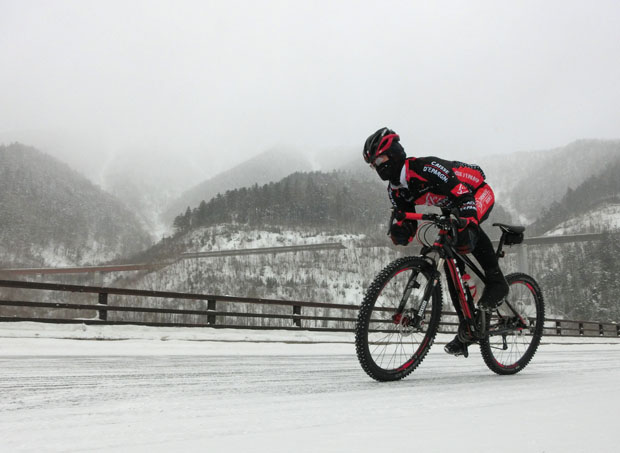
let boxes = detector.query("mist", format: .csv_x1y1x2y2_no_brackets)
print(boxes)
1,0,620,183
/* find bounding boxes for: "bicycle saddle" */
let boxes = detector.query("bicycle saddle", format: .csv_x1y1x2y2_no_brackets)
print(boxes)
492,223,526,234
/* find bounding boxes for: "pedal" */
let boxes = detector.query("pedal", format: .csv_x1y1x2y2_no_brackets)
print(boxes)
444,341,470,358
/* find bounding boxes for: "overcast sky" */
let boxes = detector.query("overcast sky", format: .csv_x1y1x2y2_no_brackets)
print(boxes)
1,0,619,179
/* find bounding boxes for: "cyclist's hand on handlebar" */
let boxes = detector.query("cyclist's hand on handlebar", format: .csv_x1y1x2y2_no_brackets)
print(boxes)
390,219,417,245
393,209,407,222
455,218,480,254
447,208,468,230
456,216,477,232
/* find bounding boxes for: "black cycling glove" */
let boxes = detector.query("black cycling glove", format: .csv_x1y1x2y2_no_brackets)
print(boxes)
390,220,417,246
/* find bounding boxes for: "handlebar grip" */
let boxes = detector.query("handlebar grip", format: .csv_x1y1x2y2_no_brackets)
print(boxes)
404,212,424,221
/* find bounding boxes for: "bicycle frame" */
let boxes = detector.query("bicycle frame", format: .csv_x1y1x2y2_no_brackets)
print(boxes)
356,211,544,380
397,211,523,342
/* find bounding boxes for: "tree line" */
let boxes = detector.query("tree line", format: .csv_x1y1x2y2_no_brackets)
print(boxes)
172,171,390,234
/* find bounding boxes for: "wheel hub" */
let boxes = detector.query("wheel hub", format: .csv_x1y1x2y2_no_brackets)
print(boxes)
392,312,421,336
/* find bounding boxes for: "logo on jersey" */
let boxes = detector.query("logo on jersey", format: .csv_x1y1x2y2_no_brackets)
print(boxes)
423,165,449,183
454,164,485,189
416,193,447,206
452,183,470,196
475,186,495,217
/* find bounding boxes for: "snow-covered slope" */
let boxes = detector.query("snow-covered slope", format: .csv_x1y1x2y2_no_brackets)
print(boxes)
126,225,376,308
545,203,620,236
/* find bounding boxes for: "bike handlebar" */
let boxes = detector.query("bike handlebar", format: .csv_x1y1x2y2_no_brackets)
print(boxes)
400,211,467,229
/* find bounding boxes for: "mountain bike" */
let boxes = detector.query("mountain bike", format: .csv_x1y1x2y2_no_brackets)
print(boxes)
355,211,545,381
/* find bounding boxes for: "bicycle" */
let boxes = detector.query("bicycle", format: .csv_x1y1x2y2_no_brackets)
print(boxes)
355,210,545,381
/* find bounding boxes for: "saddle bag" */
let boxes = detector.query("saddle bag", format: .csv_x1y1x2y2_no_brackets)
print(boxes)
504,231,524,245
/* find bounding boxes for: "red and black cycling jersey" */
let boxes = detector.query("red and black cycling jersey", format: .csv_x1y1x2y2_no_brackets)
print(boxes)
388,157,492,224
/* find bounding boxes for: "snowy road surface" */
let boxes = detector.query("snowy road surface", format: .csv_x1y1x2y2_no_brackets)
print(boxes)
1,326,619,452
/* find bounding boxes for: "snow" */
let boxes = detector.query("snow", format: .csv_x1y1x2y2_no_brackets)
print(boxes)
1,323,619,452
183,225,365,252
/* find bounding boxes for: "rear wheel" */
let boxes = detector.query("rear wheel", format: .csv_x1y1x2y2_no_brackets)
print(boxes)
355,256,443,382
480,273,545,375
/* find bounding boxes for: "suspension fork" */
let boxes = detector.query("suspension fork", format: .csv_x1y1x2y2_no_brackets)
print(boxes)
395,269,422,315
414,258,444,320
393,258,443,327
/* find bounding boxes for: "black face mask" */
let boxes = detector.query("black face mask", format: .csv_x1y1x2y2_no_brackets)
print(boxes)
376,160,403,184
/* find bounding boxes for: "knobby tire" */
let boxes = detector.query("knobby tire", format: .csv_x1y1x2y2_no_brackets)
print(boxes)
479,273,545,375
355,256,442,382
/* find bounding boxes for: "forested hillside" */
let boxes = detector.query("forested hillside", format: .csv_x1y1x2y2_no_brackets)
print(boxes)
171,171,389,235
0,143,152,267
523,159,620,322
530,159,620,235
163,148,313,225
129,160,620,325
480,139,620,223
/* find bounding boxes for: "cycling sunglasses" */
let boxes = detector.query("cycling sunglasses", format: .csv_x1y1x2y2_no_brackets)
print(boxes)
370,153,390,169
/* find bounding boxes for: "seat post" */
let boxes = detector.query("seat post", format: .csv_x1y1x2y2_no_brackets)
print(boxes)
496,233,506,259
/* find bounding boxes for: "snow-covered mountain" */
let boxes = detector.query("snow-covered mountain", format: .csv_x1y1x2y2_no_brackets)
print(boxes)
3,137,619,322
0,143,152,267
478,139,620,223
117,141,620,324
529,157,620,235
544,204,620,236
162,147,314,225
162,145,361,227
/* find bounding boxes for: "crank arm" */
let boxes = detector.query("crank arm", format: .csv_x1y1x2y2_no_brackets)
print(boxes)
486,326,526,337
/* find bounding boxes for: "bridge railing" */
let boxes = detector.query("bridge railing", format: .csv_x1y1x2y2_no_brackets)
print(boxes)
0,279,617,337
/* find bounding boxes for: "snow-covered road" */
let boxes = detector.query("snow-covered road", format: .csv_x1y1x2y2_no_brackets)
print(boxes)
1,327,619,452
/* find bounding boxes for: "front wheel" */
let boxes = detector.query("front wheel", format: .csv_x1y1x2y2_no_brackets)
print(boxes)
355,256,443,382
479,273,545,375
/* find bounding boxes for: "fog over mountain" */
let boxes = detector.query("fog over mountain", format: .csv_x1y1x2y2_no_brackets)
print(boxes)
2,1,619,181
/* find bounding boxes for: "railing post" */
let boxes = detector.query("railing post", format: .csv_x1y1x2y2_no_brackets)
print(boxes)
517,244,529,274
293,305,301,327
207,300,216,325
579,322,584,336
98,292,108,321
556,320,562,335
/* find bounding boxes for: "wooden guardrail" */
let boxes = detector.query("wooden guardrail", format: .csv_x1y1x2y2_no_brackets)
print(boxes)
0,279,617,337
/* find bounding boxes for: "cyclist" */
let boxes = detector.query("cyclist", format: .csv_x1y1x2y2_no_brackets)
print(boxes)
363,127,509,356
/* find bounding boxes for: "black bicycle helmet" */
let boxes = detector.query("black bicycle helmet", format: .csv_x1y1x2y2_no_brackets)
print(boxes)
363,127,406,182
